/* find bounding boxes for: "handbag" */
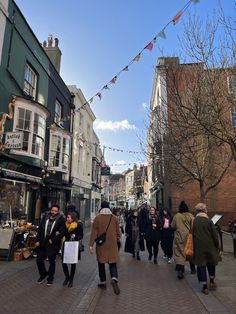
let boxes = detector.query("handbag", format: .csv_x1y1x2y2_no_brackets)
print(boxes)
63,241,79,264
95,215,112,246
183,219,194,259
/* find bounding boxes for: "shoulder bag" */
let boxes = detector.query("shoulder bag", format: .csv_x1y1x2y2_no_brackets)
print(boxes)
183,219,194,259
95,215,112,245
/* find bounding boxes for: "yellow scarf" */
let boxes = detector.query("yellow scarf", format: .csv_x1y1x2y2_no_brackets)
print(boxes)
62,221,78,244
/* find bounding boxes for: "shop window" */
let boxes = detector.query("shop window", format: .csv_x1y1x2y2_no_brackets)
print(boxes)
49,132,70,172
13,104,47,159
24,63,37,99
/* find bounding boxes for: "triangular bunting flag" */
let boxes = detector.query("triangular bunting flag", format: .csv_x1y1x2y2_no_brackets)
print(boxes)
191,0,200,3
145,42,154,51
96,92,102,100
110,76,117,84
102,85,109,90
133,54,141,62
123,66,129,71
153,37,157,44
157,29,166,39
89,98,93,104
172,10,183,25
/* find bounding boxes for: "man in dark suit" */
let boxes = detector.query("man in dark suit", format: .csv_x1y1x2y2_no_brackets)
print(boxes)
35,205,66,286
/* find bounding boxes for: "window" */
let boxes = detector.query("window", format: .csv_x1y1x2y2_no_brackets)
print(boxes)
228,75,236,94
13,103,47,159
55,100,62,125
49,132,70,172
231,106,236,128
24,63,37,99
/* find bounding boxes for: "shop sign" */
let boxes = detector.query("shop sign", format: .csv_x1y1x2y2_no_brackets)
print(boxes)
5,132,23,149
101,166,110,176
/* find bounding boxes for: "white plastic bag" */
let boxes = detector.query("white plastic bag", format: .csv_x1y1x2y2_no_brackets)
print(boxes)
63,241,79,264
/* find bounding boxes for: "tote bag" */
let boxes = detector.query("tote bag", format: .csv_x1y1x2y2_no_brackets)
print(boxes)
63,241,79,264
183,233,194,258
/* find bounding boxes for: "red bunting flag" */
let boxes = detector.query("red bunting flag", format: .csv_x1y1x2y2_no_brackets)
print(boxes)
110,76,117,84
145,42,154,51
172,10,183,25
96,92,102,100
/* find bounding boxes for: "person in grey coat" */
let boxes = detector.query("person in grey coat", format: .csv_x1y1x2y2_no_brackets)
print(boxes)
192,203,220,295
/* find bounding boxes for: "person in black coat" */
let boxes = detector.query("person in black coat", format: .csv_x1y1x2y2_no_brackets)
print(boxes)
35,205,66,286
124,209,145,260
61,212,83,287
160,207,174,263
144,207,163,264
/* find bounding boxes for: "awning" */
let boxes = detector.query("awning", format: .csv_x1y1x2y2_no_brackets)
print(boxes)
0,167,42,184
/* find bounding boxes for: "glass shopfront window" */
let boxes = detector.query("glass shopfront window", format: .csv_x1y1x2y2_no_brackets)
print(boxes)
0,179,27,223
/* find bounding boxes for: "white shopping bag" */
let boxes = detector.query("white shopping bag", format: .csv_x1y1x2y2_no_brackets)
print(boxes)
63,241,79,264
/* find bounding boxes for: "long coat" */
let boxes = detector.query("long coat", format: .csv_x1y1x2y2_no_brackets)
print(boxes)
36,212,66,257
89,210,120,263
124,215,145,253
192,216,219,266
171,212,194,265
144,214,163,242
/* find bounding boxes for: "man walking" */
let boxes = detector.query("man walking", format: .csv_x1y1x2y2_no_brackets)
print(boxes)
89,201,121,295
35,205,66,286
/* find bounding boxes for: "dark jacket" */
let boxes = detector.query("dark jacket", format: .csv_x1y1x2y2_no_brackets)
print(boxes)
62,221,83,261
193,215,220,266
124,214,145,253
36,212,66,256
144,214,163,242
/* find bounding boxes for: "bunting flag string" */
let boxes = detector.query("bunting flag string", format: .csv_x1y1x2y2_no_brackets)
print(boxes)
109,162,146,167
75,0,200,112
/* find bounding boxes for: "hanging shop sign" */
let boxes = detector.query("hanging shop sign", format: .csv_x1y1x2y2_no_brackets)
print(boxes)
4,132,23,149
101,166,110,176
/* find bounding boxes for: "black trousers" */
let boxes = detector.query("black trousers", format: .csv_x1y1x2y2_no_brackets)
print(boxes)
146,240,160,259
197,263,215,283
176,262,196,273
62,263,76,280
161,229,173,258
36,249,56,281
98,262,118,282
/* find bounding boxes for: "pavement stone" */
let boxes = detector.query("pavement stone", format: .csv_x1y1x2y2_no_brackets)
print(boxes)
0,231,235,314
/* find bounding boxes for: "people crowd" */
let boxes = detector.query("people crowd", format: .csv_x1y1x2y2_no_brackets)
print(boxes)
35,200,220,296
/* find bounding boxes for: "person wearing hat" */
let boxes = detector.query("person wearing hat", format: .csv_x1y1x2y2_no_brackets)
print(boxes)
89,201,121,295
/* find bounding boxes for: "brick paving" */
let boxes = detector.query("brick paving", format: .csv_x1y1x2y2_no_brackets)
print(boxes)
0,233,235,314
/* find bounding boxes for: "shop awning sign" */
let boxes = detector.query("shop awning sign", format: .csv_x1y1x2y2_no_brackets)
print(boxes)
4,132,23,149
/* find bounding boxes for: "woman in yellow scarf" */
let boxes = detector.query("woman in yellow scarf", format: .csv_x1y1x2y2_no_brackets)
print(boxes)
62,212,83,287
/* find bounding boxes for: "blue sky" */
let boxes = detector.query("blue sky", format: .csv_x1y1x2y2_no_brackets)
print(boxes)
15,0,234,172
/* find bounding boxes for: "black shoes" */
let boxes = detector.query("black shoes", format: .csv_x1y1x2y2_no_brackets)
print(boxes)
37,276,47,284
148,254,152,261
46,279,53,286
97,283,107,289
177,271,184,280
136,255,141,261
63,278,70,286
68,280,73,288
154,258,157,264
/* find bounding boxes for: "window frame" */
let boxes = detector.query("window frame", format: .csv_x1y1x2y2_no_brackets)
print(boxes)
23,62,38,100
12,102,47,159
231,106,236,128
227,75,236,94
54,99,63,126
49,131,71,172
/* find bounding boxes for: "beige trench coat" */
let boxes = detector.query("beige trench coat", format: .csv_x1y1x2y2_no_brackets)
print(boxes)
171,212,194,265
89,210,120,263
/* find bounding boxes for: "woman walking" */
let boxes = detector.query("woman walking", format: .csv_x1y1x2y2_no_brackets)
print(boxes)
124,208,145,260
192,203,220,295
171,201,195,279
144,207,163,264
160,207,173,263
62,212,83,287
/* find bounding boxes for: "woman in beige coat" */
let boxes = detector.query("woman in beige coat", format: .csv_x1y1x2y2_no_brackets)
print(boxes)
89,201,121,295
171,201,195,279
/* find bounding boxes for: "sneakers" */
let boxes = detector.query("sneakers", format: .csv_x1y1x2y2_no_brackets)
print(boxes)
68,280,73,288
63,278,70,286
167,258,172,264
111,279,120,295
46,280,53,286
37,276,47,284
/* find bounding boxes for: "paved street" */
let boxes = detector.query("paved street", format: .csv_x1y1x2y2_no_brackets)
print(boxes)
0,233,235,314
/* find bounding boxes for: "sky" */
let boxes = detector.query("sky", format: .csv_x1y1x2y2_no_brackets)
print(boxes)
14,0,234,173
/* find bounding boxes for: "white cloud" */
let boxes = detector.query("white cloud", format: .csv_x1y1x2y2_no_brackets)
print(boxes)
94,119,136,132
115,160,126,165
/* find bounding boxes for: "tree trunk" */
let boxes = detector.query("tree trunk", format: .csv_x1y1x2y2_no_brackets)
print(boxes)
199,181,205,202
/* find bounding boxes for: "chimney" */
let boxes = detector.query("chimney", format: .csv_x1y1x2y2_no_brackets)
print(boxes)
43,34,62,73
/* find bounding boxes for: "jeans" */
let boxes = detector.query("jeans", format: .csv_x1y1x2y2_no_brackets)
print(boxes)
146,240,159,259
197,263,216,283
36,249,56,281
62,263,76,280
98,262,118,282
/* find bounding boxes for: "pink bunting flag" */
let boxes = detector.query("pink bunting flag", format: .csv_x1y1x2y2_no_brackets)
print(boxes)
172,10,183,25
110,76,117,84
145,42,154,51
96,92,102,100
